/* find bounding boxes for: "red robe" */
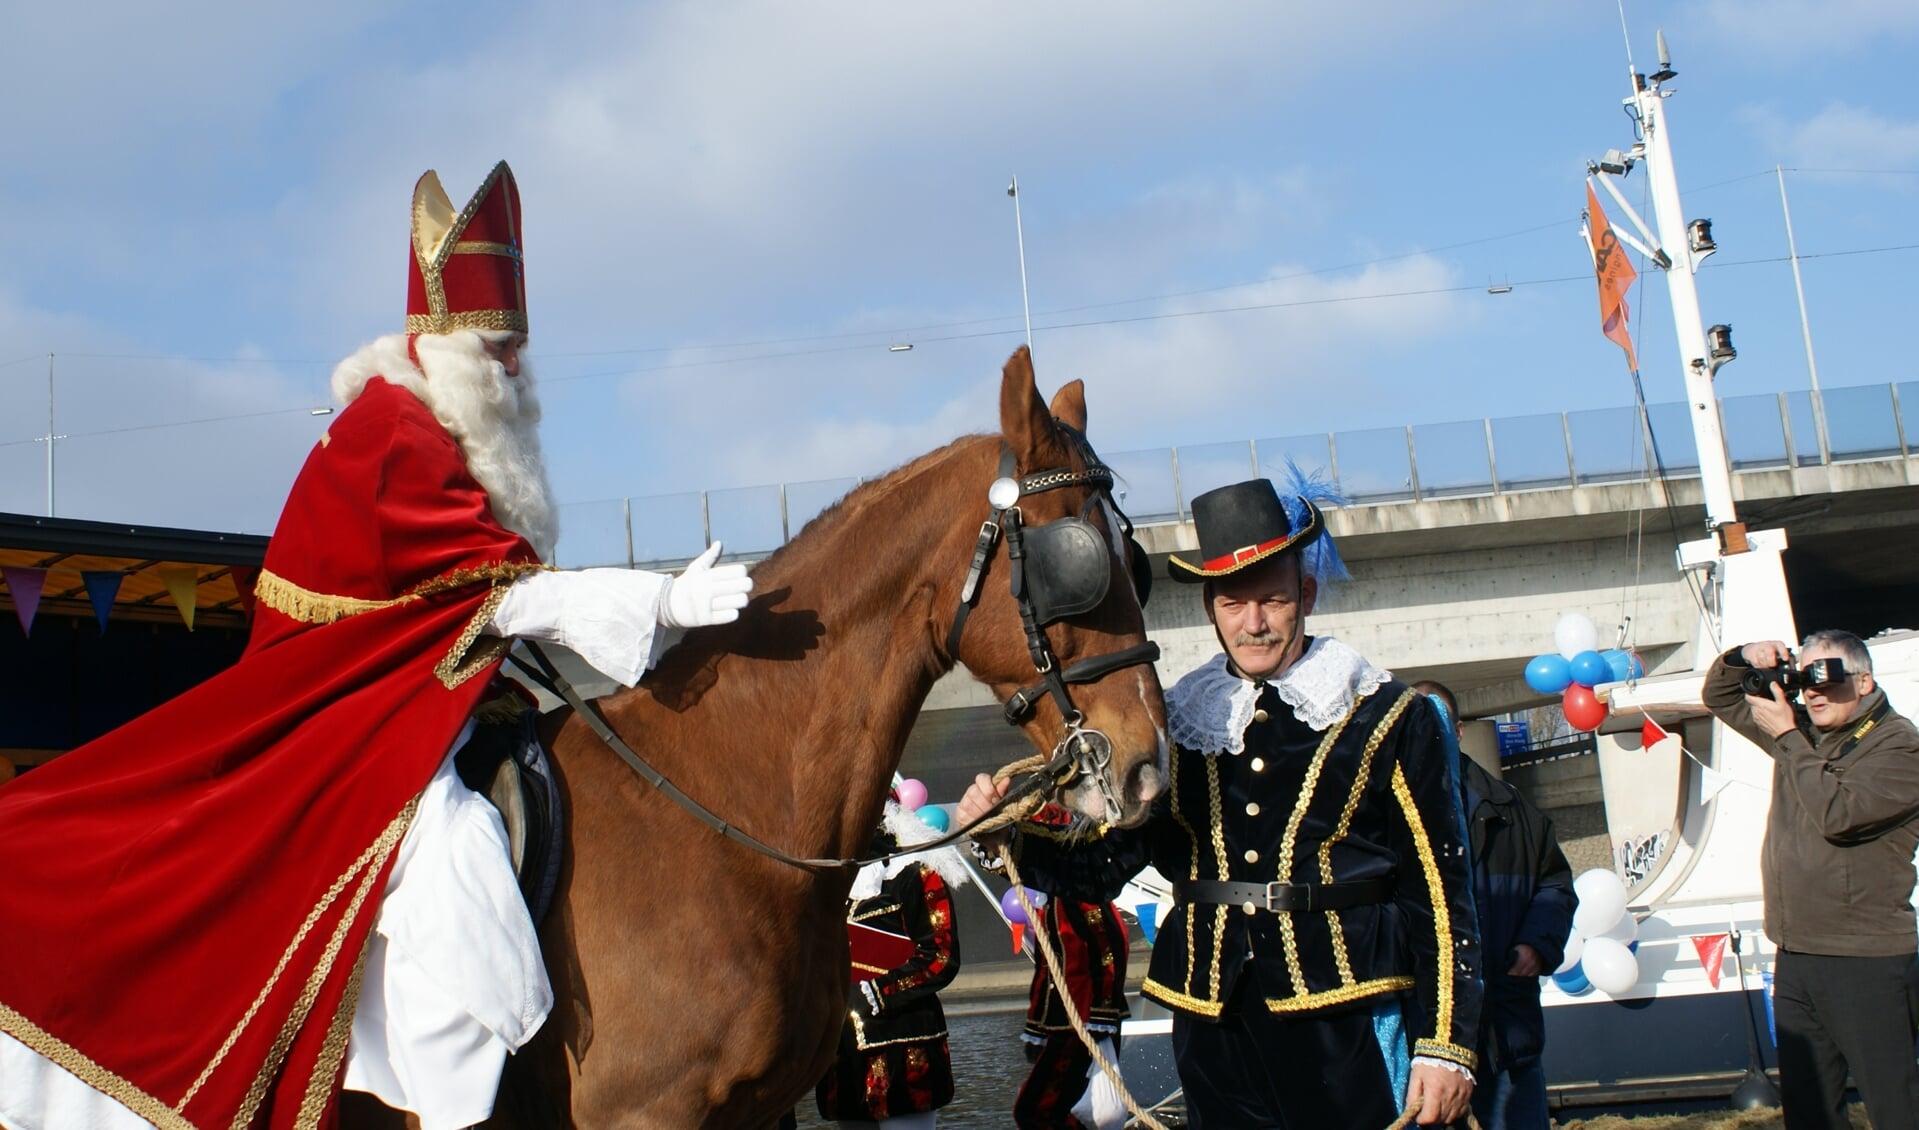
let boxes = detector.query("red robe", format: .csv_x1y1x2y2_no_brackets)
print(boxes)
0,377,545,1129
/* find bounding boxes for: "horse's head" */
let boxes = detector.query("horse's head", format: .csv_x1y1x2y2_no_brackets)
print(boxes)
943,346,1167,827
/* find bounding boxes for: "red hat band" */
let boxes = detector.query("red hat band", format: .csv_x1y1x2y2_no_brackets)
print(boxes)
406,161,527,336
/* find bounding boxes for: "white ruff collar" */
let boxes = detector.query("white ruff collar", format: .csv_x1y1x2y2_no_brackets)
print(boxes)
1165,637,1392,755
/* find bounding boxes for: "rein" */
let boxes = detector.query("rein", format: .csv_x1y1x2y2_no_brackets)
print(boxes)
504,432,1157,873
508,642,1050,872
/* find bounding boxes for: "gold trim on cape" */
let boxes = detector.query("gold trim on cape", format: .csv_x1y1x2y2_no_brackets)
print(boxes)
253,561,548,627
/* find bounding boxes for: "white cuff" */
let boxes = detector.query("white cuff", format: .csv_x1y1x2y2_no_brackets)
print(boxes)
1411,1055,1475,1080
486,569,672,687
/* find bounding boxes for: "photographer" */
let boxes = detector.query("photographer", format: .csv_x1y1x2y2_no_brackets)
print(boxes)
1704,630,1919,1130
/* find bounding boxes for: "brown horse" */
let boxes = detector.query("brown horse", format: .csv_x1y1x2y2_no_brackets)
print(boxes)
349,347,1166,1127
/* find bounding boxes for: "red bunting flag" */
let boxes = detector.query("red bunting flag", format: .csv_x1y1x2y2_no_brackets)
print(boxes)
1691,933,1731,989
1641,717,1673,750
1,566,48,636
1011,922,1026,955
1586,183,1639,370
230,566,260,618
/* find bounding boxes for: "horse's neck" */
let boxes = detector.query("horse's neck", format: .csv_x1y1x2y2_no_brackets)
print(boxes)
608,439,988,865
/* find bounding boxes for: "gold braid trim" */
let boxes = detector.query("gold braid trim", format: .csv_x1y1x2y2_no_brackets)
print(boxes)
847,1009,949,1052
1262,975,1414,1014
294,930,376,1130
1141,978,1225,1018
229,801,413,1129
1392,761,1459,1064
434,585,512,690
1203,756,1228,1006
1275,706,1358,997
1317,689,1418,987
1413,1038,1478,1069
0,1003,197,1130
176,800,413,1119
849,903,904,923
253,561,550,626
1167,746,1203,1001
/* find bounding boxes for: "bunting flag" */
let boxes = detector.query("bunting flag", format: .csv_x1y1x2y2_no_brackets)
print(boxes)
1698,764,1739,800
1586,182,1639,370
2,566,48,636
1691,933,1731,990
230,566,260,618
161,566,200,632
81,570,125,633
1011,922,1026,955
1136,902,1159,945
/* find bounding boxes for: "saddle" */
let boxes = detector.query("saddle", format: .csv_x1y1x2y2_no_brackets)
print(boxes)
454,702,566,927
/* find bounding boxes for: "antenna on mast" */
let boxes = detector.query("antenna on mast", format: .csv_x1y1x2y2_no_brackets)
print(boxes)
1651,30,1677,83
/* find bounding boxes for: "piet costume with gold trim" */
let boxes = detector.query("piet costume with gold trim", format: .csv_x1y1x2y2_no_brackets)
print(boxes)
816,862,961,1122
1009,639,1482,1067
0,165,545,1130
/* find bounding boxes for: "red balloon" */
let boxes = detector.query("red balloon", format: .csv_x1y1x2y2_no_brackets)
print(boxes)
1563,684,1608,732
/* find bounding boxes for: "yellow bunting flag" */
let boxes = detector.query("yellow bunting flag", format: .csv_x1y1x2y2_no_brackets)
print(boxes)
161,565,200,631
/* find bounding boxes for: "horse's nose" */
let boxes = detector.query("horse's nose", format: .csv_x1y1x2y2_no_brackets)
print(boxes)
1129,762,1163,807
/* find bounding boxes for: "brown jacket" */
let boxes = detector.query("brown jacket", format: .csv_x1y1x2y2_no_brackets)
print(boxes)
1705,649,1919,956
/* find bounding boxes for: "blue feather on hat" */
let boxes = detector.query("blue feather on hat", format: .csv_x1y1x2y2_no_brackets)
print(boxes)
1275,457,1349,586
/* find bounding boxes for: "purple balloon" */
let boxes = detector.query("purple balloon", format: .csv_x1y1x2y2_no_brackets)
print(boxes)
1000,886,1031,925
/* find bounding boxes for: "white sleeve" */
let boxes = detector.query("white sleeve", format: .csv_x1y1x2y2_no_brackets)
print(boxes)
485,569,672,687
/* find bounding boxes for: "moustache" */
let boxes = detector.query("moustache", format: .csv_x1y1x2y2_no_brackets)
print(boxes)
1233,629,1283,647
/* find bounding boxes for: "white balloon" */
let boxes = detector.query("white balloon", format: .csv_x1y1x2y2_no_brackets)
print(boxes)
1556,932,1586,974
1571,869,1628,936
1554,613,1600,660
1594,913,1638,945
1581,936,1640,995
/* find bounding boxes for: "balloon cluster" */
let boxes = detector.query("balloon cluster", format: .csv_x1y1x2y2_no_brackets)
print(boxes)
1522,614,1645,732
1550,869,1640,996
894,777,950,832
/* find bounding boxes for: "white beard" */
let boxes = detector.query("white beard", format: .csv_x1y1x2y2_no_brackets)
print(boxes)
331,331,559,562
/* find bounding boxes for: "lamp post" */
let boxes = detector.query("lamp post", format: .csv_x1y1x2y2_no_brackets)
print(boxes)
33,354,65,517
1007,176,1033,351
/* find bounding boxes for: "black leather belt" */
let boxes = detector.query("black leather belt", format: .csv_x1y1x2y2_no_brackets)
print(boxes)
1173,876,1394,913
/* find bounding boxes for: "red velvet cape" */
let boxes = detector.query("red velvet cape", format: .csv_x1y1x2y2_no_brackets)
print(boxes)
0,378,544,1129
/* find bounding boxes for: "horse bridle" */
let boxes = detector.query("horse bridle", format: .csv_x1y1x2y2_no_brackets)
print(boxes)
943,436,1160,819
506,431,1160,872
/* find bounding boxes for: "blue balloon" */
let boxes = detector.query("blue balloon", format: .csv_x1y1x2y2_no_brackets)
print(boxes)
1601,649,1631,683
1524,654,1573,694
1552,963,1592,994
1569,650,1610,687
919,805,950,833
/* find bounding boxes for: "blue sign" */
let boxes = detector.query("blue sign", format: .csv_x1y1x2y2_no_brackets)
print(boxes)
1495,721,1531,760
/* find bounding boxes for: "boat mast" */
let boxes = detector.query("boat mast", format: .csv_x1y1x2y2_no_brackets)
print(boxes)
1589,32,1796,653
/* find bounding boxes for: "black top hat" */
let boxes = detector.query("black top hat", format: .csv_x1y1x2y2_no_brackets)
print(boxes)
1167,479,1323,582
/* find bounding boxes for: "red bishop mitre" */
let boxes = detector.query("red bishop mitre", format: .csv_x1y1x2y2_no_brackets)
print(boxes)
406,160,527,336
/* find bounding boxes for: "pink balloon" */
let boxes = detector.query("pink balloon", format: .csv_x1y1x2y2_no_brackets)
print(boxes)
896,778,928,811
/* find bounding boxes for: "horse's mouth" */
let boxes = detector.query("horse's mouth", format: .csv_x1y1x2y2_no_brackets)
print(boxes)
1059,760,1162,829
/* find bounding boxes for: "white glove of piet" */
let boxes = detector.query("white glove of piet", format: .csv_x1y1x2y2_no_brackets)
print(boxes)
660,541,753,628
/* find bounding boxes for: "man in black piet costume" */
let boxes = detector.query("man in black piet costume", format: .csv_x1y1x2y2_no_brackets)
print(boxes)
962,478,1483,1128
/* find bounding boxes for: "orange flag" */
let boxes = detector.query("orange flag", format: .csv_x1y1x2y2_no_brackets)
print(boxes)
1011,922,1026,955
1587,183,1639,370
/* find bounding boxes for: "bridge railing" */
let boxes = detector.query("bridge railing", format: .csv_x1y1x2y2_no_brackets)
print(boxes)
557,380,1919,569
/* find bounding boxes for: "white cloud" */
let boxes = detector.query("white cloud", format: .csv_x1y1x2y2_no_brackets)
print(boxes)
1772,103,1919,171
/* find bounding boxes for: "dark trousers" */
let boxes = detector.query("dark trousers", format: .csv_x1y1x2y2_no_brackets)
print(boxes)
1774,949,1919,1130
1170,966,1410,1130
1014,1034,1094,1129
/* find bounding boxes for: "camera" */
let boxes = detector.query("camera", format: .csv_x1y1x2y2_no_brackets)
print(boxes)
1740,657,1847,697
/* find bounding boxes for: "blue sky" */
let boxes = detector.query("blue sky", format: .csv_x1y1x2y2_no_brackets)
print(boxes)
1,1,1914,544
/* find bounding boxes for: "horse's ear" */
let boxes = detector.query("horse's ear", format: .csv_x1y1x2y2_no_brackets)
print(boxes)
1000,346,1057,460
1048,379,1088,434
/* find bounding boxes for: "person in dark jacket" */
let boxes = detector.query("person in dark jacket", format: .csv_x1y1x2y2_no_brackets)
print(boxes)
816,802,967,1129
1704,630,1919,1130
1416,682,1576,1130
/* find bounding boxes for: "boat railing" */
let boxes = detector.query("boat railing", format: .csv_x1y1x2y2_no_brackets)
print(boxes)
556,380,1919,570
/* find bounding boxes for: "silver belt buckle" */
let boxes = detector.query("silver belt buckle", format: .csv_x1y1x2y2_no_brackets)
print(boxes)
1263,881,1285,912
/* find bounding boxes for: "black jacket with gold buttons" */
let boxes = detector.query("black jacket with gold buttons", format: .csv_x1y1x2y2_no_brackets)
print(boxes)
1008,666,1483,1069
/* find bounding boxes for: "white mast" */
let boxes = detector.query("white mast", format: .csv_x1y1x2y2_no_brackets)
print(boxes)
1588,32,1795,652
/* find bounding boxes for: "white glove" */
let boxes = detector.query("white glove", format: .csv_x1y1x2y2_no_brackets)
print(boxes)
660,542,753,629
